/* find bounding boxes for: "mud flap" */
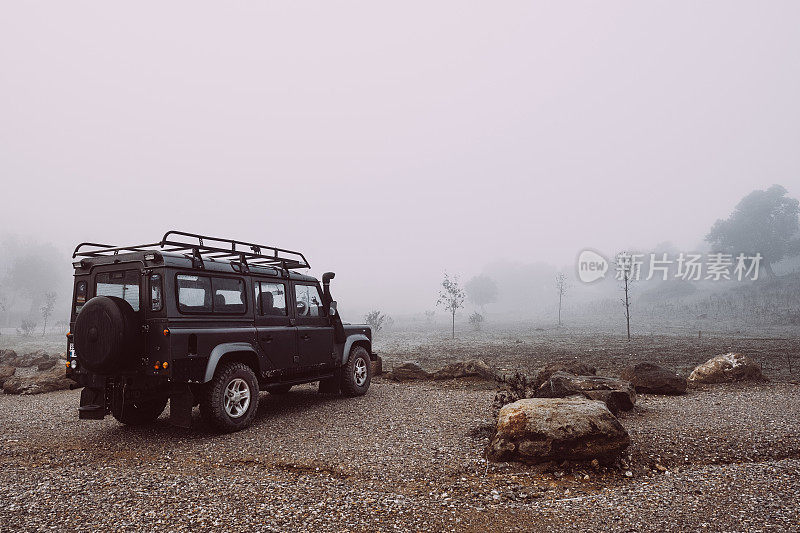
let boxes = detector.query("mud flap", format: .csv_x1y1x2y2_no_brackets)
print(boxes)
371,355,382,376
110,381,125,420
78,386,107,420
169,385,194,428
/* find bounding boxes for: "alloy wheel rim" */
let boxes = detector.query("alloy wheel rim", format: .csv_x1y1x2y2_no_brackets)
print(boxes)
224,378,251,418
354,357,368,386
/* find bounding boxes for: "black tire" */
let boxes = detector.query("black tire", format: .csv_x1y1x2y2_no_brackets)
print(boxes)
200,362,259,432
113,397,167,426
266,384,292,395
341,345,371,397
74,296,141,374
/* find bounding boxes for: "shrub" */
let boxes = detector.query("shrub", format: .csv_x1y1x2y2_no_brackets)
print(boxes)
468,312,484,331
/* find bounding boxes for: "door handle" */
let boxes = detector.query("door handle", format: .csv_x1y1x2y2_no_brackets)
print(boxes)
301,334,311,341
261,335,273,343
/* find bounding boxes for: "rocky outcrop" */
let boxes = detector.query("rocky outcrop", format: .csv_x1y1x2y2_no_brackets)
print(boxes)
12,350,53,368
37,359,58,371
0,349,18,365
620,362,687,395
688,353,766,384
488,397,630,463
536,372,636,415
386,359,498,382
2,361,71,395
385,362,432,381
0,365,15,387
433,359,497,381
0,349,63,369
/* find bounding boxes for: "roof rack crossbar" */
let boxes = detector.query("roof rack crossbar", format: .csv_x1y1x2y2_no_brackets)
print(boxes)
72,231,310,270
159,230,310,269
73,243,162,258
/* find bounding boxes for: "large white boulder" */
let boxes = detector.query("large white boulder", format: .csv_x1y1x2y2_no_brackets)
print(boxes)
688,353,766,384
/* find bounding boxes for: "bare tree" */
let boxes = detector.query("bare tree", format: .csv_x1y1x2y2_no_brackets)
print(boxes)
555,273,568,326
437,273,466,339
363,310,387,337
615,254,635,340
41,291,56,336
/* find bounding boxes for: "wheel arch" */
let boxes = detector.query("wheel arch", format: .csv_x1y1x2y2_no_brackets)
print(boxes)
203,343,260,383
341,334,371,366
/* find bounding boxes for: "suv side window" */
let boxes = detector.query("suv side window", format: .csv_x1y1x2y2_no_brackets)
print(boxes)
294,284,325,317
177,274,212,312
212,277,246,314
256,281,287,316
177,275,247,314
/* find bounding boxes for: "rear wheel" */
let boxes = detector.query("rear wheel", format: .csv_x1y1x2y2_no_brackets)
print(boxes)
113,396,167,426
200,362,260,432
341,345,371,397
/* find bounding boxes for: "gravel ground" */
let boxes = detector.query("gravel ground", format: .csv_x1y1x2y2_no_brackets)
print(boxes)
1,377,799,531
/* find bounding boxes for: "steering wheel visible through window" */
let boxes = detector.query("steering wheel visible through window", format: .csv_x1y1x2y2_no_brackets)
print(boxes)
296,300,309,316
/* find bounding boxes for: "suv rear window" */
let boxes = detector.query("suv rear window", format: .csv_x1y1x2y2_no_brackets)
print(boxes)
176,274,246,314
96,271,140,311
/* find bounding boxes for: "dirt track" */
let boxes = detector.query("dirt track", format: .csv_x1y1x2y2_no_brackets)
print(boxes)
1,373,799,531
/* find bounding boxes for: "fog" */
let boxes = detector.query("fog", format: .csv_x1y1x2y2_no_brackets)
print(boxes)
1,2,799,322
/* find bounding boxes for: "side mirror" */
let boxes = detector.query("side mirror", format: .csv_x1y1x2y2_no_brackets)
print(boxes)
328,300,338,316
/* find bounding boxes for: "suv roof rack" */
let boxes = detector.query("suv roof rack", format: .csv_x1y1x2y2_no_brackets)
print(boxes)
72,230,311,270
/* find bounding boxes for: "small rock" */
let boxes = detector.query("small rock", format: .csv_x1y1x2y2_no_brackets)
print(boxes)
433,359,498,381
534,360,597,389
620,362,687,395
535,372,637,414
385,362,431,381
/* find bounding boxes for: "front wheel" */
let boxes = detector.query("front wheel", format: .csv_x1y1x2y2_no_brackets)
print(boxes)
341,345,371,397
200,362,260,432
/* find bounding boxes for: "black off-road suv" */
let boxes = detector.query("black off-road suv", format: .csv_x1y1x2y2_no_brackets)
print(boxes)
67,231,378,432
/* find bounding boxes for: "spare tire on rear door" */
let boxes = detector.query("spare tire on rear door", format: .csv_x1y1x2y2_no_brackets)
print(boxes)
74,295,141,374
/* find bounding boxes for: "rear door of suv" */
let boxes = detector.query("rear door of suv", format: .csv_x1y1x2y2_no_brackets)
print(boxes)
253,278,297,371
292,282,334,369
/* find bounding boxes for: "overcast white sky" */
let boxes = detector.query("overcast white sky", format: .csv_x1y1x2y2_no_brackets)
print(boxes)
1,2,799,315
